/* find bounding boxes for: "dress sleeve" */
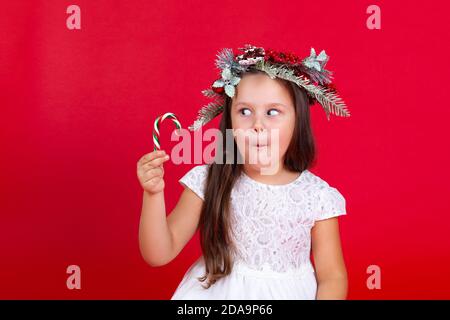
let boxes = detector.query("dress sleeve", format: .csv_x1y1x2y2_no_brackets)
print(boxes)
178,164,209,201
315,185,347,222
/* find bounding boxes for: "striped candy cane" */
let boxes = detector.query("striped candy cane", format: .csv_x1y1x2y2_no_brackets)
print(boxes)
153,112,182,151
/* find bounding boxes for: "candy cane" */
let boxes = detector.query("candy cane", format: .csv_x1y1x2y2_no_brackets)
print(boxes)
153,112,182,151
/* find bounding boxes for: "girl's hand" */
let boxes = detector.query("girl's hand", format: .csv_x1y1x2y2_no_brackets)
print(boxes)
137,150,170,195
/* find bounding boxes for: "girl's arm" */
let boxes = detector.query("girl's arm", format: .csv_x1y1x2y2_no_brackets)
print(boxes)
311,217,348,299
137,150,203,267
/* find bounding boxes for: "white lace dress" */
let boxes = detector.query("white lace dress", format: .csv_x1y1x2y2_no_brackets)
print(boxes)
171,164,347,300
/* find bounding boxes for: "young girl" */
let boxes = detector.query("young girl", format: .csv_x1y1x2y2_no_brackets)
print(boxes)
137,44,350,300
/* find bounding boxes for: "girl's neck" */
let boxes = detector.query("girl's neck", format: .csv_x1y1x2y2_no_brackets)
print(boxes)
242,164,301,186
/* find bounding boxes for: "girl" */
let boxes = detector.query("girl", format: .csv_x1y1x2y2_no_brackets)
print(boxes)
137,44,350,300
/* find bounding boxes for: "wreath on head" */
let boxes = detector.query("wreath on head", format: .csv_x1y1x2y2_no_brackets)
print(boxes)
188,44,351,131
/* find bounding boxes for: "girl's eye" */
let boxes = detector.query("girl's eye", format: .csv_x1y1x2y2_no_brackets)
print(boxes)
239,108,251,116
267,108,280,116
238,107,280,116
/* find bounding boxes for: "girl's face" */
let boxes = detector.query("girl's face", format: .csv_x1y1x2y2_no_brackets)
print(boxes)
231,72,296,173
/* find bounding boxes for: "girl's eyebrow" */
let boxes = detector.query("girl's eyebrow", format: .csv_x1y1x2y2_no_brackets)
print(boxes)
234,102,288,108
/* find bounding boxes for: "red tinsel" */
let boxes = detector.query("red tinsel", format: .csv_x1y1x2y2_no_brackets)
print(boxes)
264,48,302,66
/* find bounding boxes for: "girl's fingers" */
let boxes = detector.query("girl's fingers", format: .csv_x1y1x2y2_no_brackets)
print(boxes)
143,169,164,184
137,151,169,186
139,150,167,166
145,154,170,169
144,166,164,178
155,164,164,176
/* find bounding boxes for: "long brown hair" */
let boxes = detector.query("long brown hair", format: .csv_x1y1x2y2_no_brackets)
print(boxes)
197,70,317,288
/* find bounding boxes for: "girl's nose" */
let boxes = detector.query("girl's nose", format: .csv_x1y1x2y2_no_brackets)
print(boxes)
253,119,266,133
253,123,266,133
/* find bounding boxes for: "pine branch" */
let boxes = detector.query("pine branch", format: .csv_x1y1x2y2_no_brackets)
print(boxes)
188,99,224,131
202,88,222,99
299,79,350,119
255,60,350,119
215,48,235,70
215,48,247,74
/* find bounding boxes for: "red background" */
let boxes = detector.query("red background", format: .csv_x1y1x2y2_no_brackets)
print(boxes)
1,0,449,299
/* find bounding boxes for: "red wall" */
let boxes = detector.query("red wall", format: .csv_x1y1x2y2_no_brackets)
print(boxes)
1,0,449,299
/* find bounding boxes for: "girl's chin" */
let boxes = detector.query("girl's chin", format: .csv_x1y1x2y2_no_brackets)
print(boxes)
244,154,278,168
243,161,283,175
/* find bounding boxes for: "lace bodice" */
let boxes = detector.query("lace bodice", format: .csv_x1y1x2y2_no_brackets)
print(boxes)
178,164,347,273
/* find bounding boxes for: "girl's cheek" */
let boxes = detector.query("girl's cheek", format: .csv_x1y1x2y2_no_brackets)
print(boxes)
232,117,249,131
277,128,293,151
